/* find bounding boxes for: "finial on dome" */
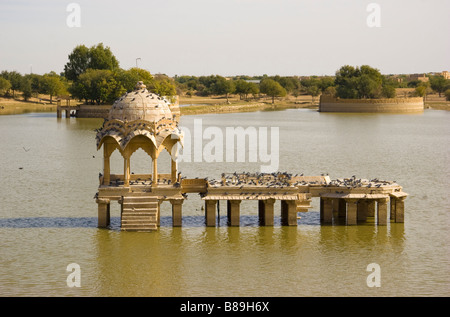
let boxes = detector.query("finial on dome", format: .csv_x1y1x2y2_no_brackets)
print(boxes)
135,81,146,90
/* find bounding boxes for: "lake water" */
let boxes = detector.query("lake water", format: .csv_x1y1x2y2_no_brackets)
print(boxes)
0,108,449,297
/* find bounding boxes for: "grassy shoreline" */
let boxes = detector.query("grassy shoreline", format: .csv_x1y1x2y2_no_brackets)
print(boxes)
1,94,449,116
179,99,318,116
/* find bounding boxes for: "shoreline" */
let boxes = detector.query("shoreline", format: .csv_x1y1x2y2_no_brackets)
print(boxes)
1,96,448,116
179,101,318,116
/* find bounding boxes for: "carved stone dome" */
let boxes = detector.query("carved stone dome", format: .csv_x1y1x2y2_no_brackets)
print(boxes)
108,81,173,122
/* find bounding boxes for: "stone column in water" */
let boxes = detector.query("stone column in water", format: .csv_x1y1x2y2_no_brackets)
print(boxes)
205,200,217,227
258,199,275,226
367,200,376,217
281,200,297,226
390,197,396,220
394,197,405,223
345,198,358,225
319,197,324,221
377,198,389,225
357,200,368,222
170,199,183,227
97,198,110,228
321,198,333,224
338,199,347,218
227,200,241,226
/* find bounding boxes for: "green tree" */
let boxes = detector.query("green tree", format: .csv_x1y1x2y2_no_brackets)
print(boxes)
429,75,448,97
89,43,119,71
381,76,397,98
25,73,43,97
64,43,119,81
334,65,388,99
357,65,383,98
413,81,430,98
317,76,335,92
306,85,320,103
381,85,396,98
69,69,118,104
358,74,381,98
40,73,68,104
116,67,154,93
20,76,32,101
149,74,177,100
63,45,90,81
323,86,337,97
260,79,287,104
211,76,235,102
235,79,259,100
0,77,11,96
1,70,22,98
414,85,427,97
272,76,299,94
444,89,450,101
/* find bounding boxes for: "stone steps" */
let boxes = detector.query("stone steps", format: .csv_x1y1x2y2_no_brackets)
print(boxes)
121,195,159,232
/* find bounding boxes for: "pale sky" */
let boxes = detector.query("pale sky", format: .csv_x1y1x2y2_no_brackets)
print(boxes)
0,0,449,77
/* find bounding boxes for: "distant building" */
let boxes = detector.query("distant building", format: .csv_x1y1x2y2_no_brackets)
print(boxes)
408,74,429,82
441,71,449,79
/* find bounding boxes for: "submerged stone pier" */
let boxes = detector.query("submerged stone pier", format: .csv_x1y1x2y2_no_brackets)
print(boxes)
96,171,407,231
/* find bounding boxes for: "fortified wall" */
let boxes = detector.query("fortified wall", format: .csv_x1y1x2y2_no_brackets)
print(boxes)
319,95,424,113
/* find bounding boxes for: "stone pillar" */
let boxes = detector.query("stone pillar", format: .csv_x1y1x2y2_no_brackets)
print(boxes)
56,108,61,118
357,200,368,222
319,197,324,221
390,197,395,220
103,146,111,185
65,109,70,118
205,200,217,227
258,199,275,226
97,198,110,228
227,200,241,226
394,197,405,223
338,199,347,218
152,158,158,187
377,198,389,225
171,159,177,183
367,200,376,217
170,199,183,227
321,198,333,224
345,199,358,225
281,200,297,226
124,157,130,186
330,198,337,213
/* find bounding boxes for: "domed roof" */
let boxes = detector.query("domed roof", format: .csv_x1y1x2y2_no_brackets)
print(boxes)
108,81,173,122
96,81,183,152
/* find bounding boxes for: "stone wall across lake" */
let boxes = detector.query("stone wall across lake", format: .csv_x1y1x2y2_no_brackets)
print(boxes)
76,105,111,118
319,96,424,113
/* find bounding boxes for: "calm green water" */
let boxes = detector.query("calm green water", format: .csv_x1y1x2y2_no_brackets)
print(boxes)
0,109,449,297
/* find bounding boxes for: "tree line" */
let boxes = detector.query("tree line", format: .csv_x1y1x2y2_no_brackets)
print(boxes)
0,43,177,105
1,43,450,104
0,70,68,103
